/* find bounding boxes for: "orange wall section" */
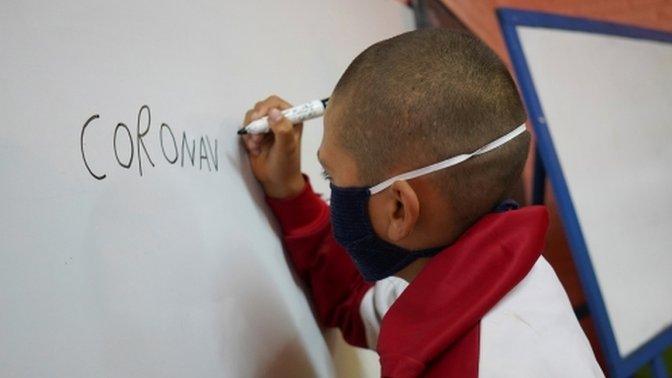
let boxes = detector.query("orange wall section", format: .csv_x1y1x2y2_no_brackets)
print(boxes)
440,0,672,63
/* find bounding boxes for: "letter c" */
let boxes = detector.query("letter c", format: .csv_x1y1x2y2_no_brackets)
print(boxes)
80,114,107,180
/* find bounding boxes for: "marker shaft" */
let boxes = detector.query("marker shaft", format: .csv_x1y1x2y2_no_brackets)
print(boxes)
238,98,329,135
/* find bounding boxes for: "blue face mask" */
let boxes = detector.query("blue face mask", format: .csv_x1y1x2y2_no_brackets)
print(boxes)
329,124,527,281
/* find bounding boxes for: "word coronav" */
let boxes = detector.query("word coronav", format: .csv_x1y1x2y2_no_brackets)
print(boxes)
80,105,219,180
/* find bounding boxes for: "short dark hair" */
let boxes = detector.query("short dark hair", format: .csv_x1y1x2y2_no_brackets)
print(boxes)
331,28,529,228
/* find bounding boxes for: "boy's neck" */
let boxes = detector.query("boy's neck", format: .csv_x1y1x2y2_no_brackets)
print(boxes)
395,257,431,283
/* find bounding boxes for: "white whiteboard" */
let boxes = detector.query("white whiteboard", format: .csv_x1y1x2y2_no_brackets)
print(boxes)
517,26,672,356
0,1,413,376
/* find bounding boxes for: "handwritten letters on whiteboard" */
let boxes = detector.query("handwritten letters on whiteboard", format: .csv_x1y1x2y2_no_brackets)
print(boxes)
80,105,219,180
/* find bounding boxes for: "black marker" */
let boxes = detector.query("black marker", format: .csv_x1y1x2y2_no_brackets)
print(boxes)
238,98,329,135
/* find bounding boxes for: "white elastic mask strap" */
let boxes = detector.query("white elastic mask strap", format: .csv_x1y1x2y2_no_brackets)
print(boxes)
368,124,527,195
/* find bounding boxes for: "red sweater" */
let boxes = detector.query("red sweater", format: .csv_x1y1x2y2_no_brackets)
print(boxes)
266,180,548,377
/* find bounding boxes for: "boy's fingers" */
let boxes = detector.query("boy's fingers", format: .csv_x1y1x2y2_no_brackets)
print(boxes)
243,134,269,154
243,109,253,125
242,97,295,155
242,108,269,152
250,134,264,144
265,95,292,110
243,137,255,151
268,108,295,148
252,96,293,119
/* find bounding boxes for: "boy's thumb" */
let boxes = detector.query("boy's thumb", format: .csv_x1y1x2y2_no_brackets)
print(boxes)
268,108,294,147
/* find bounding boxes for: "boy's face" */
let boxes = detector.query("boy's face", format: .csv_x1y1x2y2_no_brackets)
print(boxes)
318,97,431,253
317,102,359,188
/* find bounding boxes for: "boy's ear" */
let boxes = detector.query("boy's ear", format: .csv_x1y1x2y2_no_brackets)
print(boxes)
385,180,420,242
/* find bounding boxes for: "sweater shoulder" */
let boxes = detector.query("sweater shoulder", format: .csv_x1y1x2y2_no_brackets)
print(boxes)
479,257,604,378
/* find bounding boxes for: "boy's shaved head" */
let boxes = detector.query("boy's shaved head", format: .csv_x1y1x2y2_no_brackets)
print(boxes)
330,29,529,227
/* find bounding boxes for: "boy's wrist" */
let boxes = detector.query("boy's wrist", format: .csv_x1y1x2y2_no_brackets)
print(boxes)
265,175,329,235
263,174,306,199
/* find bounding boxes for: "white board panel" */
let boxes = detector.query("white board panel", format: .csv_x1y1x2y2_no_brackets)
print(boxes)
0,1,413,376
518,26,672,356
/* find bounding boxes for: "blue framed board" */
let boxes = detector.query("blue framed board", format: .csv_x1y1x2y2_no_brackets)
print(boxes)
498,8,672,378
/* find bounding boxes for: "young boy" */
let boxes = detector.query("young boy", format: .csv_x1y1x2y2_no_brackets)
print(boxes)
241,29,603,377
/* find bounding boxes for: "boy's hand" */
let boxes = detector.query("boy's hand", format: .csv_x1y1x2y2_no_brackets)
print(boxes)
241,95,305,199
